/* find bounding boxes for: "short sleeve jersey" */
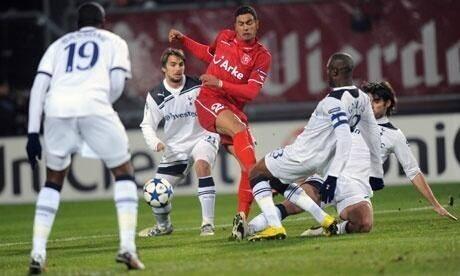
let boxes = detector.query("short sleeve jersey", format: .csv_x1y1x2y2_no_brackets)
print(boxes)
37,26,131,117
377,117,421,180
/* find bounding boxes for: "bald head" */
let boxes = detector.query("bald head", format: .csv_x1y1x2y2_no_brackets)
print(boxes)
326,52,354,87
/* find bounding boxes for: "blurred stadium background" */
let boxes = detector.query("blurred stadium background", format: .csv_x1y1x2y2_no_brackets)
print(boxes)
0,0,459,204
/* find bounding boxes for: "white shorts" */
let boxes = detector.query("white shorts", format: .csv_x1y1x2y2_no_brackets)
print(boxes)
156,134,219,177
264,147,320,184
44,114,130,170
321,175,373,215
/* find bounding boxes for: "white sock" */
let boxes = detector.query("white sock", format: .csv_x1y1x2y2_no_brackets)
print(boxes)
31,186,61,259
252,181,282,228
197,176,215,226
284,183,328,224
114,178,138,253
248,207,282,234
338,221,348,234
152,203,172,228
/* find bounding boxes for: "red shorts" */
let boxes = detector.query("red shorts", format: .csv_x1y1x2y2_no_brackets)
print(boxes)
195,94,249,146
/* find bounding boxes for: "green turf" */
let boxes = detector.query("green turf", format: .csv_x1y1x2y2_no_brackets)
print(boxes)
1,183,459,275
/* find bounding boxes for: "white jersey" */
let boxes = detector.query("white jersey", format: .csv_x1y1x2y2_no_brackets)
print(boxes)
140,76,220,153
37,26,131,117
377,116,421,180
285,85,382,178
307,130,373,214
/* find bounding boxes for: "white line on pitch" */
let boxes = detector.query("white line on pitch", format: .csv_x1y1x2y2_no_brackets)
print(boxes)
0,205,449,248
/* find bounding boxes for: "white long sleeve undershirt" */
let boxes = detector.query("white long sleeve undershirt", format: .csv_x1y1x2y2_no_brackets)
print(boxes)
27,73,51,133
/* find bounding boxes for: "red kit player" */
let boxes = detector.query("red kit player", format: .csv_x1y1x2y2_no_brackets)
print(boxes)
169,5,271,225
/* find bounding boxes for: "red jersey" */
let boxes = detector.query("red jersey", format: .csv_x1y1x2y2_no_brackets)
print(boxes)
182,30,271,110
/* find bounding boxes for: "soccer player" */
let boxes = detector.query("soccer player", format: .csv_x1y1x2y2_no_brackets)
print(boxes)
249,81,457,239
235,52,383,241
168,5,271,219
138,48,220,237
363,81,457,219
26,2,144,273
247,132,375,238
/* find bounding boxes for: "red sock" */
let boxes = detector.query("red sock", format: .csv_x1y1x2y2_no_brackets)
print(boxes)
233,129,256,217
237,171,253,217
233,130,256,172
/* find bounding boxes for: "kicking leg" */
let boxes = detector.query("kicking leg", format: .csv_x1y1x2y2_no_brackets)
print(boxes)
246,158,286,241
216,111,255,216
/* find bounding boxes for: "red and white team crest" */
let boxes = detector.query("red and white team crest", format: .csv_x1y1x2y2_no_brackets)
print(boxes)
241,53,251,65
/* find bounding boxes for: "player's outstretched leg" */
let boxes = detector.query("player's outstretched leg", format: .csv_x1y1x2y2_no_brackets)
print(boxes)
280,182,338,236
230,211,249,241
233,130,256,215
247,160,287,241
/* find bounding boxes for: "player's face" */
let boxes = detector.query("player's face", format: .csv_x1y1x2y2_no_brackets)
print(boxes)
235,14,259,42
163,55,185,83
326,58,335,87
369,94,389,119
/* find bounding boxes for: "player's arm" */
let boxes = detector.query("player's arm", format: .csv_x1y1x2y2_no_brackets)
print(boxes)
201,53,271,102
110,38,132,103
140,93,165,152
26,43,56,168
109,69,126,103
359,97,384,189
320,100,353,203
393,131,457,220
169,29,213,64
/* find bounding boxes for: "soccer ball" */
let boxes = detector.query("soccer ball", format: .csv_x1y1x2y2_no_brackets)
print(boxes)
143,178,174,207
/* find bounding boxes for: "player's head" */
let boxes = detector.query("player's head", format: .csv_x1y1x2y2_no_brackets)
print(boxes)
326,52,354,87
234,5,259,42
77,2,106,29
361,81,397,118
161,48,186,83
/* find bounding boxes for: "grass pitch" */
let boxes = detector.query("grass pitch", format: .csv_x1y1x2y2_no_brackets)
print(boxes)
1,183,459,275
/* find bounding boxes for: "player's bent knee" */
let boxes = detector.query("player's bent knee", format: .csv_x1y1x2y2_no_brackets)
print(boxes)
194,159,211,176
111,161,134,178
358,217,373,233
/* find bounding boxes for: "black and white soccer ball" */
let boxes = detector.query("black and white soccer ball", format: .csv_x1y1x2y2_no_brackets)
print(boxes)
143,178,174,207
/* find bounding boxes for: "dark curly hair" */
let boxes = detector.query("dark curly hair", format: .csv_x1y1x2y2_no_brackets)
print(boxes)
361,81,397,116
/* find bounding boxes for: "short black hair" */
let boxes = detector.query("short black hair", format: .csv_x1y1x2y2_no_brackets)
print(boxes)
77,2,105,29
160,48,186,68
361,81,397,116
328,52,354,75
234,5,258,20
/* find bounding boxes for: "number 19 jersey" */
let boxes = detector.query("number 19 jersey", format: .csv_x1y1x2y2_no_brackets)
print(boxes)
37,26,131,117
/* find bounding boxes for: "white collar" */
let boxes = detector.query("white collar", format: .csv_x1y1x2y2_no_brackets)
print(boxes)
163,75,185,94
332,85,357,91
376,116,390,124
79,26,97,32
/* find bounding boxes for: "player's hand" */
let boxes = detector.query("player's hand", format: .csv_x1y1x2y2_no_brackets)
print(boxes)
26,133,42,169
320,176,337,204
369,177,384,191
155,142,166,152
169,29,184,43
200,74,222,89
433,204,458,221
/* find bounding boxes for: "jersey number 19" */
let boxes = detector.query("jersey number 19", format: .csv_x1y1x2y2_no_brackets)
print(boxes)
64,41,99,72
